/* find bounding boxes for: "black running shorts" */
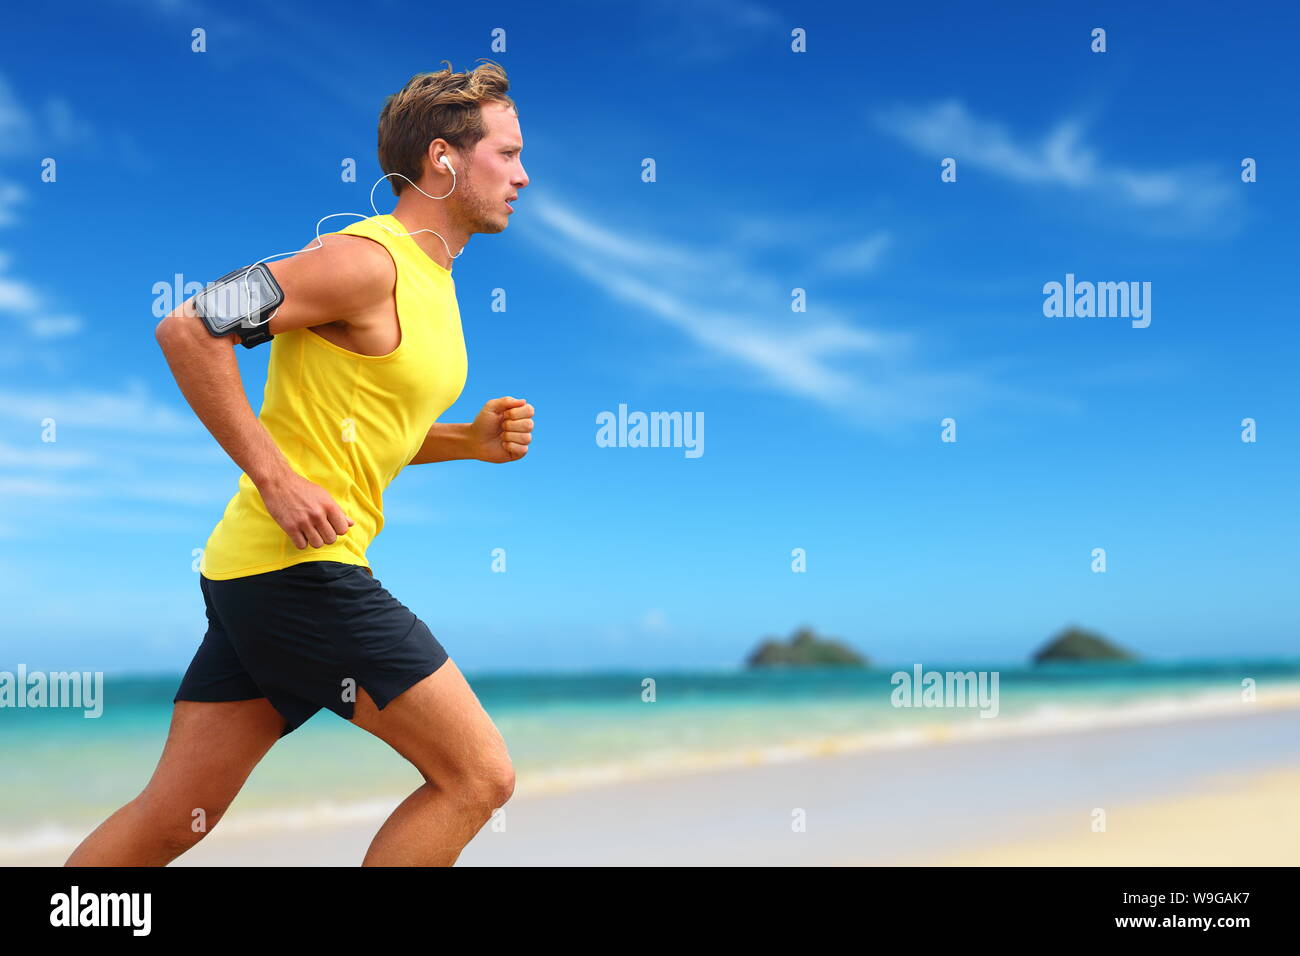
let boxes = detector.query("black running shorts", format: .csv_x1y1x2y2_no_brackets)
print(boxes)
174,560,449,737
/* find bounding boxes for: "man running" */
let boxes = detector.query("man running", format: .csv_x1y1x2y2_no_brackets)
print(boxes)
65,60,532,867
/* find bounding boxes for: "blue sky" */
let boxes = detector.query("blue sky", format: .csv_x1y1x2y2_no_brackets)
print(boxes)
0,0,1296,673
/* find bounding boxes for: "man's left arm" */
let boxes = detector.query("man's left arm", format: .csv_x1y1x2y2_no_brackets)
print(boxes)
409,397,534,465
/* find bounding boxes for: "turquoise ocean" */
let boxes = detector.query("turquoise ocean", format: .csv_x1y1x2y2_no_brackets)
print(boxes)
3,658,1300,861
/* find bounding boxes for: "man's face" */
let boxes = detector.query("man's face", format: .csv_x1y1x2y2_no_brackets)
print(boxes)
453,101,528,235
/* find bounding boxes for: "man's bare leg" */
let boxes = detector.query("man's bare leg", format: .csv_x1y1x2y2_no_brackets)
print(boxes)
349,658,514,866
65,697,285,866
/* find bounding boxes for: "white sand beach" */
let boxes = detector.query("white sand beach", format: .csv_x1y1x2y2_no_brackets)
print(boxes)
10,704,1295,867
915,766,1300,866
137,706,1299,866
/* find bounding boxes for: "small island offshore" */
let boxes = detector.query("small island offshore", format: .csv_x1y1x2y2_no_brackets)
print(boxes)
1031,626,1138,663
746,627,868,668
743,624,1138,668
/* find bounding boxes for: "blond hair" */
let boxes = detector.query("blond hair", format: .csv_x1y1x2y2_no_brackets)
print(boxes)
377,59,518,196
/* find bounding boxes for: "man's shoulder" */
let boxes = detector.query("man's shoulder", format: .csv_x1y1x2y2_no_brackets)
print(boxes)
292,233,396,299
314,232,397,275
263,233,397,335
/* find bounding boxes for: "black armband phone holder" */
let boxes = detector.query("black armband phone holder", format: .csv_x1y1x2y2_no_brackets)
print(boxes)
193,263,284,349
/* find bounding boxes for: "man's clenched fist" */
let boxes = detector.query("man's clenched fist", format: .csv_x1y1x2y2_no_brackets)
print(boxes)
470,396,535,463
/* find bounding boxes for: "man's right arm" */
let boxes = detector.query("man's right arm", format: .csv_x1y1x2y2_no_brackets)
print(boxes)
153,234,395,549
154,297,292,486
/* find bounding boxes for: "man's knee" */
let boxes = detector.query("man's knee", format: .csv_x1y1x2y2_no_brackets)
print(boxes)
135,791,232,853
489,762,516,807
442,759,514,811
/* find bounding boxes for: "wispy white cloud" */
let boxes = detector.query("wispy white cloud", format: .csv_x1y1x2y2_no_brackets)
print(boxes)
27,315,83,338
0,180,23,228
0,272,40,312
0,430,227,481
0,379,232,545
0,72,95,154
0,263,83,337
521,195,892,402
0,474,224,507
0,74,34,152
873,99,1239,234
714,216,892,279
0,379,202,434
0,246,84,337
811,231,891,278
0,71,87,338
517,192,1021,424
0,439,100,468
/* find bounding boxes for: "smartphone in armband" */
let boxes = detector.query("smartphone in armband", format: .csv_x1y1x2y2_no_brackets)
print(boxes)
193,263,284,349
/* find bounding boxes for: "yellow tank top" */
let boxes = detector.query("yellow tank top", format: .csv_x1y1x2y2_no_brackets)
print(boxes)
199,214,467,580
